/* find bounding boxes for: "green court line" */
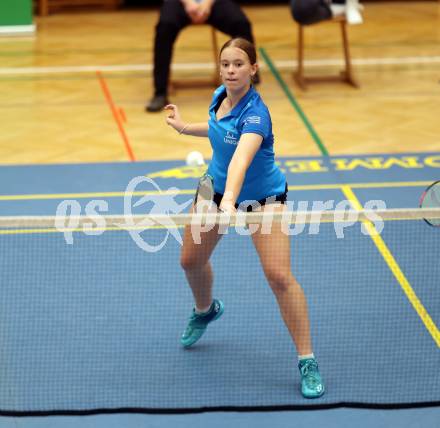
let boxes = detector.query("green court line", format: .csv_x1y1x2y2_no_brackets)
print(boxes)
0,181,431,201
258,47,329,156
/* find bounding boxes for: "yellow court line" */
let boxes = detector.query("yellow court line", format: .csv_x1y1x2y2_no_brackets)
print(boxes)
0,181,432,201
0,190,196,201
340,185,440,348
333,181,433,189
0,225,183,235
288,181,433,191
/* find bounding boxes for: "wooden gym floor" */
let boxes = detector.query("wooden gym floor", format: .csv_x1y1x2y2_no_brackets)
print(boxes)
0,2,439,164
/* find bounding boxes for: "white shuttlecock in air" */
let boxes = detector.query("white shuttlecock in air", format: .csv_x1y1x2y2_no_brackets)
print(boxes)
186,151,205,167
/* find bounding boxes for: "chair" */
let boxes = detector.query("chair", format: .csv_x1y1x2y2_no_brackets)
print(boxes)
169,26,221,92
294,16,359,90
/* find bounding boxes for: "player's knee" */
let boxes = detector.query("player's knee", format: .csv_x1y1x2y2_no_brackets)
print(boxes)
265,270,291,294
180,253,202,272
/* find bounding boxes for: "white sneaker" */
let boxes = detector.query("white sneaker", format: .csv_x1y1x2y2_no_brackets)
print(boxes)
330,4,346,18
345,0,363,25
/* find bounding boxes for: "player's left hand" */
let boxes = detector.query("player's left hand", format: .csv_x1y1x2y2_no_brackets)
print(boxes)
164,104,185,133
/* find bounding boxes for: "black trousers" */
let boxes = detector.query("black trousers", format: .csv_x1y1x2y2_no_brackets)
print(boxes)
212,183,288,212
152,0,255,97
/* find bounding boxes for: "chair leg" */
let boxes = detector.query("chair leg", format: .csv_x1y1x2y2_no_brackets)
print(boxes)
170,26,222,91
294,25,307,90
39,0,49,16
340,20,359,87
211,29,220,86
294,18,359,89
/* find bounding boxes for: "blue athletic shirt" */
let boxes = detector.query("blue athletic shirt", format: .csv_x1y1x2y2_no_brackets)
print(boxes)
207,85,286,204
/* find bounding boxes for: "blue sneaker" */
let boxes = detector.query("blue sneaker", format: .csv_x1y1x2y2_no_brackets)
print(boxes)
180,299,224,348
298,358,325,398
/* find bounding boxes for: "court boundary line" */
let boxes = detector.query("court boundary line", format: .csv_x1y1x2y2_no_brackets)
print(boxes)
96,71,136,162
341,185,440,348
2,55,440,75
1,400,440,416
0,180,433,201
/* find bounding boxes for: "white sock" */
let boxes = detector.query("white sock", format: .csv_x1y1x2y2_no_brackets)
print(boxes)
298,353,315,362
195,302,212,314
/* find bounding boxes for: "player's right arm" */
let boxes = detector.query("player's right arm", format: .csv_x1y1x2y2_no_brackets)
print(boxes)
165,104,209,137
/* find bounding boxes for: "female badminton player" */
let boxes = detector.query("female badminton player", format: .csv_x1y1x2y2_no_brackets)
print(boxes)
164,37,324,399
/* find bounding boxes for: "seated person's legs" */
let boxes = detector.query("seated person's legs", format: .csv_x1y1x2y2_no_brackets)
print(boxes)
208,0,260,83
146,1,190,112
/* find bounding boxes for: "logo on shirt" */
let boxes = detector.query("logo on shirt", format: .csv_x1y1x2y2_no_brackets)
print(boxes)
244,115,261,125
224,131,238,145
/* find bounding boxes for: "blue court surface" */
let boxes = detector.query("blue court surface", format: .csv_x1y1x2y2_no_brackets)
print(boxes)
0,153,439,427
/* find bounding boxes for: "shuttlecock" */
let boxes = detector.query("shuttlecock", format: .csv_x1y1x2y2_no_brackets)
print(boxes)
186,151,205,167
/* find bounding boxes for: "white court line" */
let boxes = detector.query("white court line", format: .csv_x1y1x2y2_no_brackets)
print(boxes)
1,56,440,75
0,25,36,36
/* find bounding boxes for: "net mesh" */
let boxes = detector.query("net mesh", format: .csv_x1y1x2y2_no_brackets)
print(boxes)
0,208,439,414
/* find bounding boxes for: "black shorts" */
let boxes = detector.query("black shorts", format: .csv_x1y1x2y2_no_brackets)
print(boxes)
213,183,288,212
